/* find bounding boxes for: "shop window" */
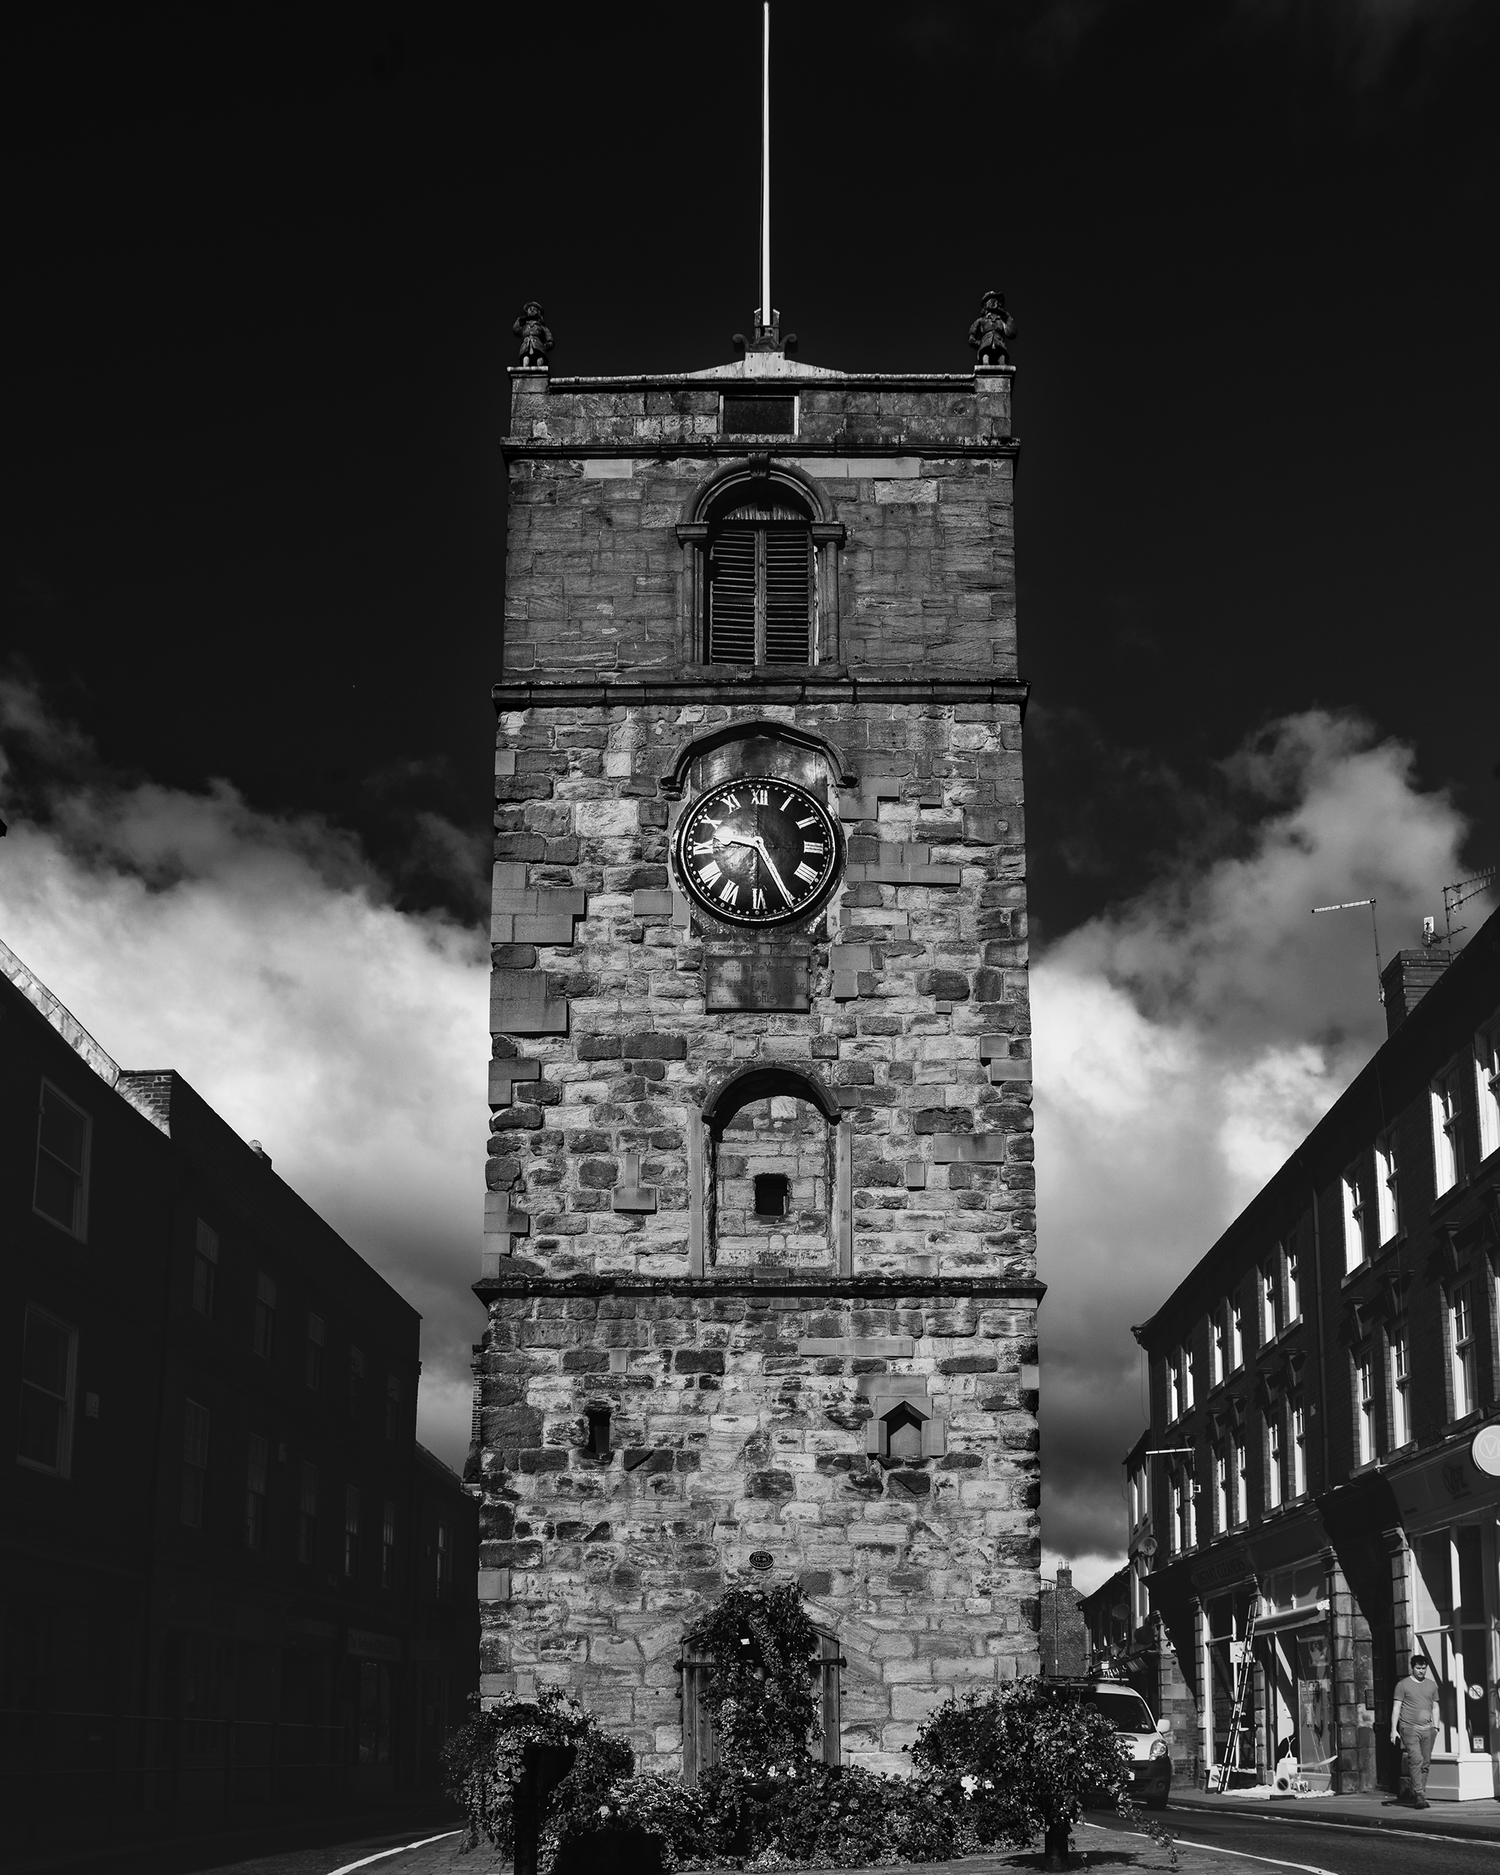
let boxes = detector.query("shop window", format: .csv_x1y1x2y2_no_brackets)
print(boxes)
18,1306,77,1478
1476,1020,1500,1160
1375,1131,1400,1244
34,1080,90,1239
1431,1069,1464,1197
1414,1528,1491,1758
245,1433,268,1550
193,1220,219,1317
181,1399,210,1527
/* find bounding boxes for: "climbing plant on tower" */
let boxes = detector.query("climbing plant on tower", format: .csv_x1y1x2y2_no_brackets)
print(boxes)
688,1581,821,1771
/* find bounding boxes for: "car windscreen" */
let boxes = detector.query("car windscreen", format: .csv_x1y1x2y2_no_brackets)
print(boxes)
1083,1689,1156,1734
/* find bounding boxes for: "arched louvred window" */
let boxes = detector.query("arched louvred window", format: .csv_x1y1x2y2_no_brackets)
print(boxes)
707,492,815,666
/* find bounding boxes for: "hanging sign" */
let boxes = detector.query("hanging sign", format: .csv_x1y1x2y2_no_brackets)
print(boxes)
1470,1423,1500,1478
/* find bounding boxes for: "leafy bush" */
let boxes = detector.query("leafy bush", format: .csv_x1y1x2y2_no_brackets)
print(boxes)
547,1770,709,1873
913,1681,1130,1865
439,1685,630,1854
686,1583,821,1772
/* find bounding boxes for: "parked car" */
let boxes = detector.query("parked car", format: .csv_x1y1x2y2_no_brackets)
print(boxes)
1051,1679,1174,1810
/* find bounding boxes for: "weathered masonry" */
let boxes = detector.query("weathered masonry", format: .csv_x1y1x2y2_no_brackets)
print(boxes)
468,305,1042,1776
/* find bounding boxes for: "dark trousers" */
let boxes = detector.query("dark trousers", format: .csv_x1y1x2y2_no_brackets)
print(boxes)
1397,1721,1436,1798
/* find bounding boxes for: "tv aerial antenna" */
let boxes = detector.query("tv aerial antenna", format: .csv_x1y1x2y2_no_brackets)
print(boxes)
1443,865,1497,944
1310,897,1384,1005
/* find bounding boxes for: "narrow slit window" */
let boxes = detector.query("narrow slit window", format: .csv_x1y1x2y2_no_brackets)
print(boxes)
753,1173,790,1218
586,1405,612,1457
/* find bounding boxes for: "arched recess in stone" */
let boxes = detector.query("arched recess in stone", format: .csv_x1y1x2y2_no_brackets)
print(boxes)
659,718,857,800
675,457,846,666
688,1067,852,1278
679,1626,843,1784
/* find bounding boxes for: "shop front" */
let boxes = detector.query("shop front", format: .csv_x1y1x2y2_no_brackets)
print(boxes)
1389,1434,1500,1802
1252,1562,1337,1792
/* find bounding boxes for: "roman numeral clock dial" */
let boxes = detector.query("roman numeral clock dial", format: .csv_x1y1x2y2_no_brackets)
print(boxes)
675,777,841,926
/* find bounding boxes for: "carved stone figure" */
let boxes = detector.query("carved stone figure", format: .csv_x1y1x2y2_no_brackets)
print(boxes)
513,301,554,369
968,288,1016,366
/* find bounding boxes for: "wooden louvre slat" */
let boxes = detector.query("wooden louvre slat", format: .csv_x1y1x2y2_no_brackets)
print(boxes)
708,526,757,664
764,529,812,664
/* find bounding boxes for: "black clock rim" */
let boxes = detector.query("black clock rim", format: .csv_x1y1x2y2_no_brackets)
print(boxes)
673,777,843,930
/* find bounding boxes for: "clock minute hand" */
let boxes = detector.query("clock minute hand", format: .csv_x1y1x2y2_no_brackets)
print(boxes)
749,834,793,906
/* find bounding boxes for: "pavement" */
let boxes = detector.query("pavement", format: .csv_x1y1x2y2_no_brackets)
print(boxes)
1168,1782,1500,1843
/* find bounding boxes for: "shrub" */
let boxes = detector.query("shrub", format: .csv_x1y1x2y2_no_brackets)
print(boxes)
912,1681,1130,1868
696,1762,964,1870
440,1685,630,1855
547,1770,709,1873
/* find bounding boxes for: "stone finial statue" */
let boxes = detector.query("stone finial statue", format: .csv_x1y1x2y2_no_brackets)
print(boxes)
968,289,1016,366
513,301,554,370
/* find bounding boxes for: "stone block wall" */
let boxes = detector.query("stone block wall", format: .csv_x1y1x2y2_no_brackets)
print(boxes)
474,1286,1040,1775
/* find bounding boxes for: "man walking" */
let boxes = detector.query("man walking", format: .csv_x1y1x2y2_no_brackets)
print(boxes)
1386,1653,1440,1807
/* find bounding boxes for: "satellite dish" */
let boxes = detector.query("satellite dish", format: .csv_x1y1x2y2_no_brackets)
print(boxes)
1140,1537,1158,1558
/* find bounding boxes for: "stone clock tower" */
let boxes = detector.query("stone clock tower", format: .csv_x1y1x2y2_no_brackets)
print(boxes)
469,294,1042,1776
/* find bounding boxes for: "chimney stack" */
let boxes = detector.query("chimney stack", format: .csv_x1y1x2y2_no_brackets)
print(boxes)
1381,946,1452,1035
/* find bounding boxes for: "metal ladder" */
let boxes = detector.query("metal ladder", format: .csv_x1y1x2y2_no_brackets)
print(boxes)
1211,1601,1258,1791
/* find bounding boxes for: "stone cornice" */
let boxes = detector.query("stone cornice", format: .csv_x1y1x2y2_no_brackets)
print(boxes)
503,438,1019,463
473,1273,1045,1303
522,369,1011,393
492,672,1030,714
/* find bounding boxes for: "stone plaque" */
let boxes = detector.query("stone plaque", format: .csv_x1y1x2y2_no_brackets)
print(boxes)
705,943,810,1012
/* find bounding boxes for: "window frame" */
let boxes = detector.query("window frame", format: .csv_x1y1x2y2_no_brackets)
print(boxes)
1375,1130,1401,1246
1341,1169,1366,1274
1449,1280,1476,1420
1231,1435,1246,1528
1431,1068,1464,1199
381,1497,396,1589
17,1305,79,1479
1261,1258,1282,1344
436,1519,451,1597
344,1483,361,1579
306,1313,324,1391
1265,1410,1284,1511
298,1460,319,1564
245,1432,268,1550
33,1079,92,1241
1284,1241,1301,1325
1475,1018,1500,1162
1211,1310,1227,1389
253,1272,277,1360
1355,1347,1376,1466
192,1219,219,1317
1230,1298,1245,1372
1390,1324,1412,1449
181,1398,210,1528
1290,1394,1307,1498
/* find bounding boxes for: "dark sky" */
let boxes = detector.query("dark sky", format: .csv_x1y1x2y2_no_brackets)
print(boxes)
4,1,1499,1563
6,0,1497,929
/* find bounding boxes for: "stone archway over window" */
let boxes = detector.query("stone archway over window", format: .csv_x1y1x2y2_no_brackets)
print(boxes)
679,1628,843,1785
676,461,845,667
689,1067,852,1279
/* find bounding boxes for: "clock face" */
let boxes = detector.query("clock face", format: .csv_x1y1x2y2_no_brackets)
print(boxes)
676,776,840,926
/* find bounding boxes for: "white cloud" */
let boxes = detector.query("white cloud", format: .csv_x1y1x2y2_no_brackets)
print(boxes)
0,679,489,1470
1035,710,1486,1567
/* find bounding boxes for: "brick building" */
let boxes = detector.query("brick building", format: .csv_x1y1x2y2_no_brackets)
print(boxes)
469,302,1042,1774
1039,1565,1089,1677
1129,909,1500,1800
0,940,477,1852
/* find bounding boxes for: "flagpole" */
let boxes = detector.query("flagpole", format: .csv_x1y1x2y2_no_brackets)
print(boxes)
760,2,771,334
